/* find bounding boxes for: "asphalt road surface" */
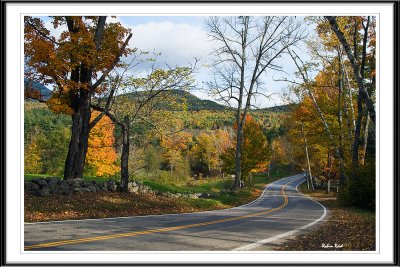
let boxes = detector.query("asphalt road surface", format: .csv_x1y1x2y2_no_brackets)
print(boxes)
24,174,327,251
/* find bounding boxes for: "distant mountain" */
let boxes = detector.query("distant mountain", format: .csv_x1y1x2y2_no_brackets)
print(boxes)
24,78,52,101
255,104,295,113
23,79,292,113
124,89,232,111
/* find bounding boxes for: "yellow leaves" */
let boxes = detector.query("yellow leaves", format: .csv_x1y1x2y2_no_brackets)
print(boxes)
46,96,74,115
222,115,270,181
24,140,42,174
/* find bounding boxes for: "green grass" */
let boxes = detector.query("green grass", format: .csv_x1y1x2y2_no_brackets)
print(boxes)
24,174,48,180
142,179,229,194
25,166,297,194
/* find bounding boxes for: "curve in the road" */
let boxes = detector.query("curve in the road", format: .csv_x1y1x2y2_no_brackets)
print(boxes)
24,174,326,251
232,179,327,250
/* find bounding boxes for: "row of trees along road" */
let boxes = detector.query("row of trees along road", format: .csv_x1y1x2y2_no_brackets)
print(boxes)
280,16,375,208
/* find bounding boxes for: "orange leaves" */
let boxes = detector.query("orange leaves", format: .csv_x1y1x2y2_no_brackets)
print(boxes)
160,131,193,152
24,16,133,105
86,111,119,176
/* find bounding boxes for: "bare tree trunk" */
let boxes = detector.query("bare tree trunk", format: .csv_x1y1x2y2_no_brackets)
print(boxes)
337,50,346,187
64,90,91,180
234,116,243,190
120,116,130,192
360,110,370,165
343,66,356,133
352,95,364,167
302,123,314,191
340,52,354,152
327,150,333,192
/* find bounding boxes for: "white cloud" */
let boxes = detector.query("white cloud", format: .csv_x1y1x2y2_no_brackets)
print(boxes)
39,16,305,108
124,20,214,67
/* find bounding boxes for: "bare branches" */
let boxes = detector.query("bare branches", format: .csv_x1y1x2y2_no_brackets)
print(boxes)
206,16,305,111
89,75,119,130
91,33,133,91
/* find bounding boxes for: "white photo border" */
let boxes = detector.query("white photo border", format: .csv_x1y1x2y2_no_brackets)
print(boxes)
5,2,395,265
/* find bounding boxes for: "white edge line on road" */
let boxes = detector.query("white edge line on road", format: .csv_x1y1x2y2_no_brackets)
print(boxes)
24,175,303,225
232,176,327,251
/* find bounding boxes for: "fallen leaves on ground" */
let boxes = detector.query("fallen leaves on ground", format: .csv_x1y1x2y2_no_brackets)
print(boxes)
275,191,375,251
24,188,264,223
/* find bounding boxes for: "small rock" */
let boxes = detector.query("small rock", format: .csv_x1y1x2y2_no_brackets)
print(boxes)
88,185,97,193
71,178,84,188
36,178,48,188
24,181,33,191
38,187,51,196
47,177,61,186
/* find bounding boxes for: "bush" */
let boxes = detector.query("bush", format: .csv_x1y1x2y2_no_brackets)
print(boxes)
339,163,375,210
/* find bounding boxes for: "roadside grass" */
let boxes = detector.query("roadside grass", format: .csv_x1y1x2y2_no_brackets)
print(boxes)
275,183,376,251
24,166,299,223
142,179,229,194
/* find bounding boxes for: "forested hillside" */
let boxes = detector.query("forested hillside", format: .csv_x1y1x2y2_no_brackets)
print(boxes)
25,90,288,184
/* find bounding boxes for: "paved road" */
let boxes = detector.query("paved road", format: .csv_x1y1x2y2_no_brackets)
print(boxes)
24,174,327,251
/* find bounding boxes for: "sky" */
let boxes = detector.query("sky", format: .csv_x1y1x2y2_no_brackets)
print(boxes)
39,16,316,108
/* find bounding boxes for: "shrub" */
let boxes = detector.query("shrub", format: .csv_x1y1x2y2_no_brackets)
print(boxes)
339,163,375,210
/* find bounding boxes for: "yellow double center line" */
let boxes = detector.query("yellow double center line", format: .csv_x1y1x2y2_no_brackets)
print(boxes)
25,180,293,250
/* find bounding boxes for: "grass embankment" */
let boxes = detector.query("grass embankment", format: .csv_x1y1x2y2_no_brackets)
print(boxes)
25,166,295,223
275,183,375,251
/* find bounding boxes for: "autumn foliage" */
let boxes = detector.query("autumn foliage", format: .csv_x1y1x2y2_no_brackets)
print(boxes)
24,16,132,100
85,111,119,176
221,115,270,183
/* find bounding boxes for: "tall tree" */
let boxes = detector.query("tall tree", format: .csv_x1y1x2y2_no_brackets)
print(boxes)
205,16,304,189
24,16,132,180
325,16,374,168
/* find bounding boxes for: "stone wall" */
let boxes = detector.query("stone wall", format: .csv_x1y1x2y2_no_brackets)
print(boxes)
24,177,203,199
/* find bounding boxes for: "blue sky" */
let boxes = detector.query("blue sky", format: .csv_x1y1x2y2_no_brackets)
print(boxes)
38,16,315,107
